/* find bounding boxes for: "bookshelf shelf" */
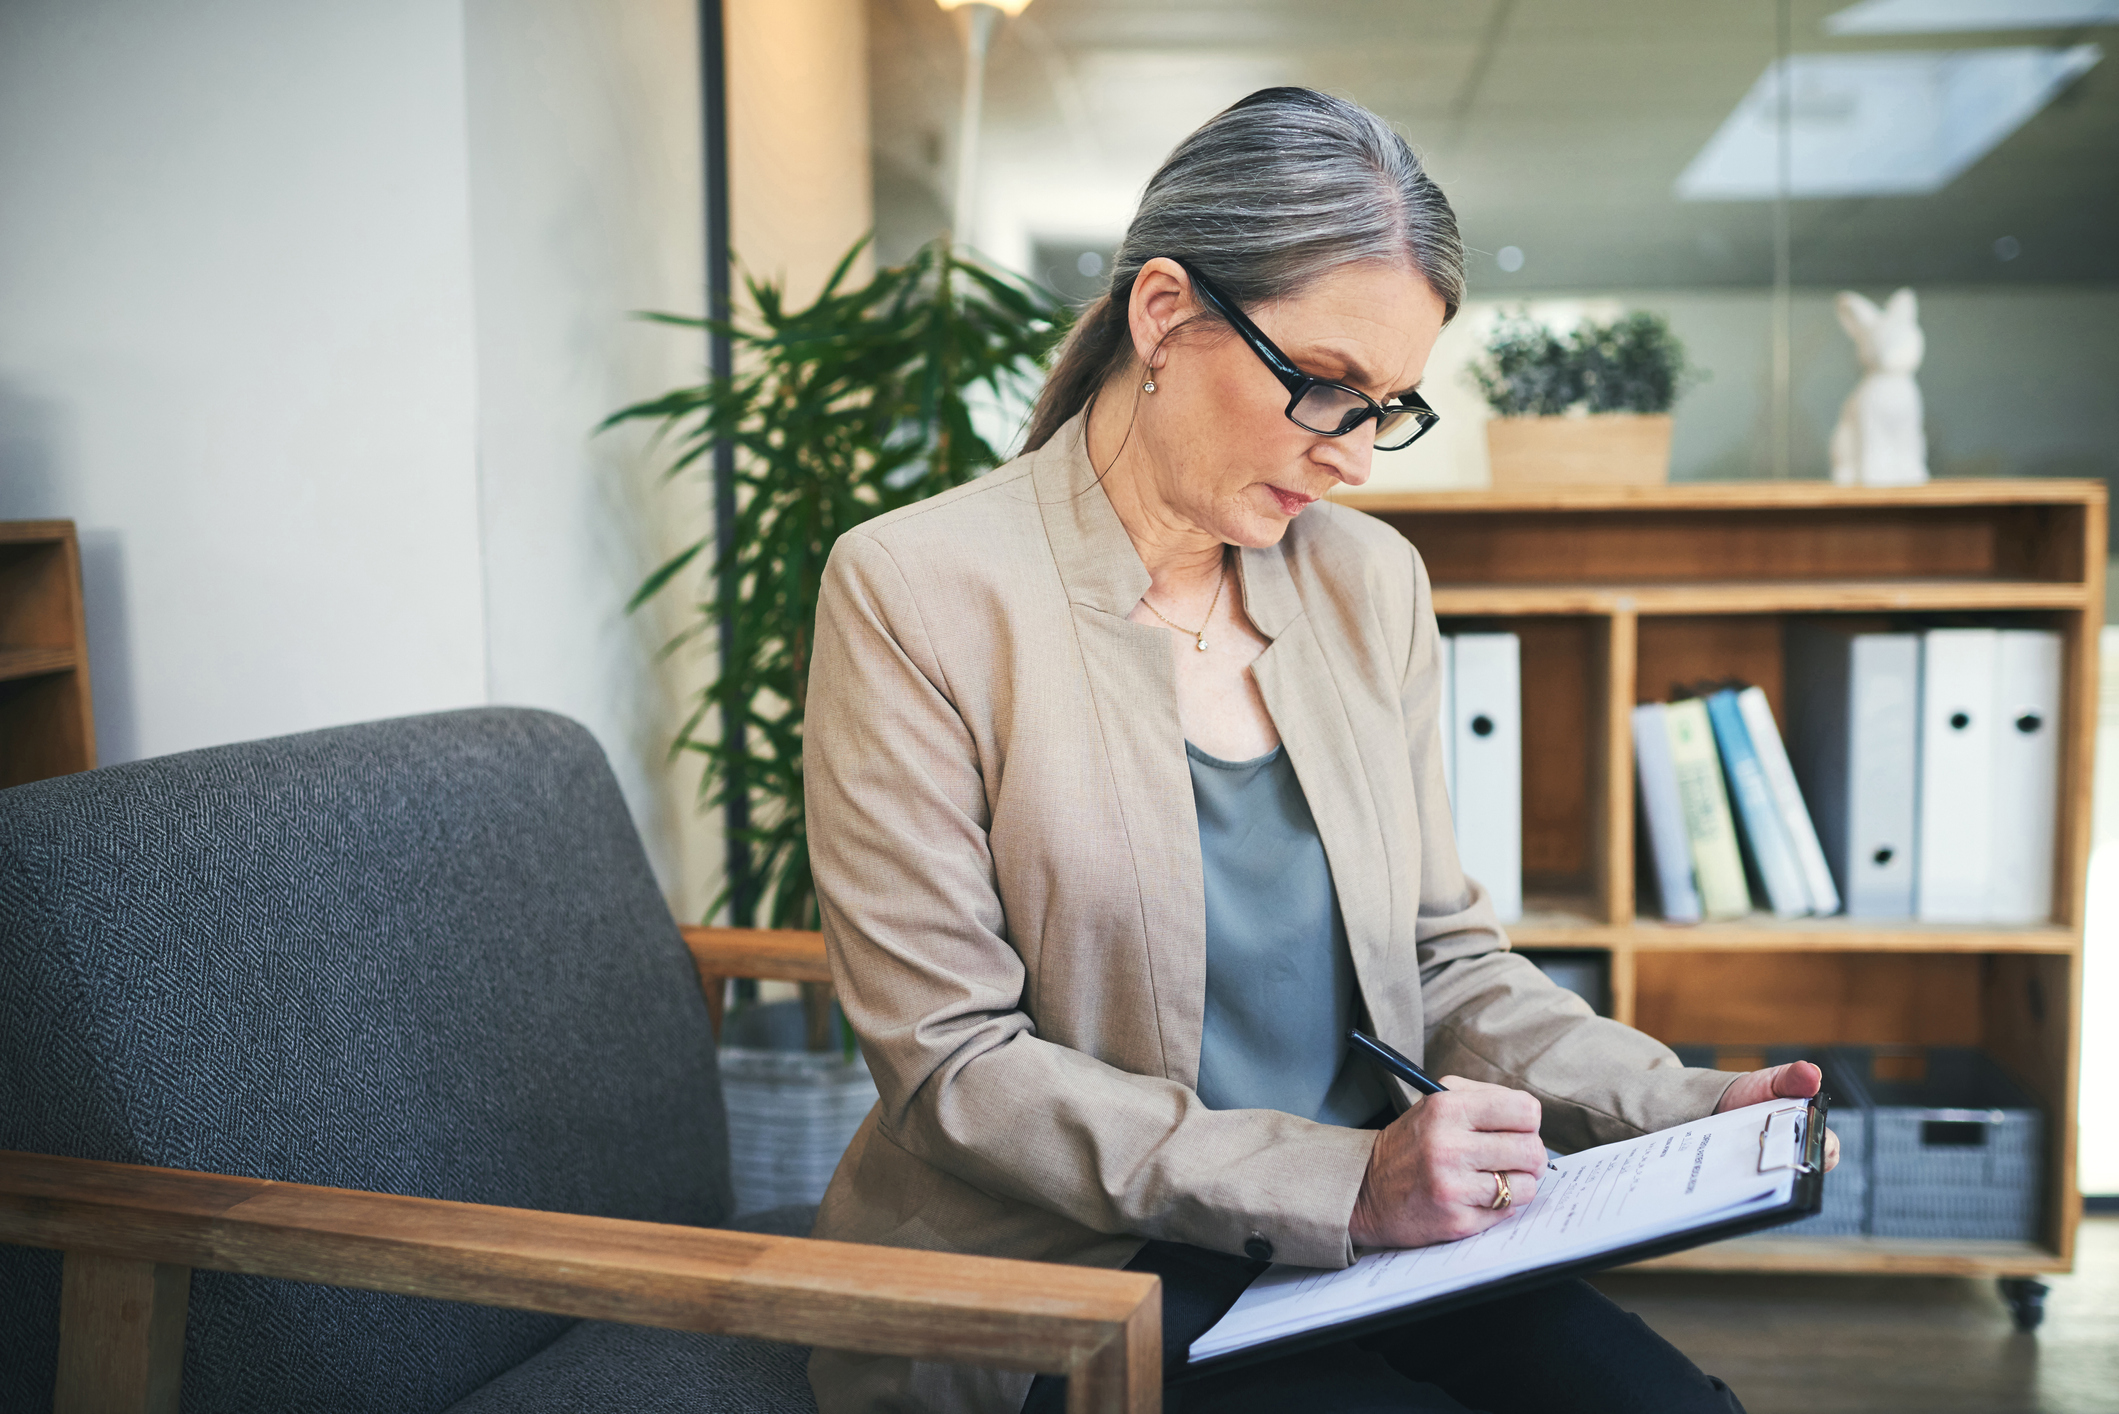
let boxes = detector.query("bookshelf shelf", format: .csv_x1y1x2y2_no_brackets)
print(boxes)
0,646,77,683
1510,895,1606,933
0,521,96,788
1348,480,2102,1280
1514,918,2079,955
1431,579,2091,617
1340,477,2106,515
1628,1235,2067,1277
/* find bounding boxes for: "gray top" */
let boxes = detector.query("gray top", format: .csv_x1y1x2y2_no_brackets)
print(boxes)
1187,741,1389,1126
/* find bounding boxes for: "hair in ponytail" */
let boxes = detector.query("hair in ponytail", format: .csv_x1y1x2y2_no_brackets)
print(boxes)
1023,87,1464,453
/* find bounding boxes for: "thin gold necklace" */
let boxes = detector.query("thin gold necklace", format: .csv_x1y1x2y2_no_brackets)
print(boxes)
1143,553,1227,653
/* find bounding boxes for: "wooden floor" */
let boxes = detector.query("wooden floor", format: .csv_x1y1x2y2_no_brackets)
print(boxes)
1590,1217,2119,1413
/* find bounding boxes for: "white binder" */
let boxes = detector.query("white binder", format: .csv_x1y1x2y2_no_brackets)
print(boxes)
1988,629,2063,924
1784,626,1919,918
1917,628,2000,922
1452,633,1522,922
1438,634,1456,810
1632,702,1701,923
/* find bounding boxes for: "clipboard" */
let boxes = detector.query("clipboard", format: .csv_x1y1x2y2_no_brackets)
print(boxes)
1176,1093,1829,1380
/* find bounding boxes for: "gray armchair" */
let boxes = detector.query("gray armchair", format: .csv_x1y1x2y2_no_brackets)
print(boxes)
0,709,1155,1414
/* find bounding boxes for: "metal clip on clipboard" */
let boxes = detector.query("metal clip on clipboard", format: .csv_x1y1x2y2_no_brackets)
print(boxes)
1757,1095,1830,1175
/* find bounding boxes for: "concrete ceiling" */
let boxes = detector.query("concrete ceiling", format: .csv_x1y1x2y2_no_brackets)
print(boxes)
868,0,2117,295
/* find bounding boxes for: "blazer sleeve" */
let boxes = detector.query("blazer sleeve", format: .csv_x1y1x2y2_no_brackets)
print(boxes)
1393,541,1737,1153
804,530,1378,1269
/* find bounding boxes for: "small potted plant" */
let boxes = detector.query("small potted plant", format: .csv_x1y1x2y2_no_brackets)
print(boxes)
606,237,1071,1208
1472,311,1697,487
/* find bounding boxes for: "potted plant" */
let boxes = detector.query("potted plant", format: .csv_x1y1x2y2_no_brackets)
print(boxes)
603,238,1070,1207
607,236,1071,934
1472,311,1697,487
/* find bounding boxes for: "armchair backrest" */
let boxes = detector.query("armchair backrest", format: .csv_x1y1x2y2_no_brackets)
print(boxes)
0,708,731,1412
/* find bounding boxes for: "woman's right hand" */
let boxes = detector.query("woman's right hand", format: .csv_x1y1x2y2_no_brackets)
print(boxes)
1347,1078,1548,1249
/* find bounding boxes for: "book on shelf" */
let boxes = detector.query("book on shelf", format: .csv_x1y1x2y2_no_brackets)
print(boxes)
1631,702,1702,924
1705,688,1812,918
1663,698,1751,919
1735,685,1840,917
1443,616,2060,930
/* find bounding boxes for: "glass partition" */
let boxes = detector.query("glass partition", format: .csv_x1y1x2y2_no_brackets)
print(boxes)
867,0,2119,1229
870,0,2117,492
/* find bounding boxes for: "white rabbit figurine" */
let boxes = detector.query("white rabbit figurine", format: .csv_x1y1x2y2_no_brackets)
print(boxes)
1830,287,1928,486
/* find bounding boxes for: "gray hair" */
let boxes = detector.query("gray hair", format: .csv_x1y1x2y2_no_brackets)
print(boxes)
1024,87,1464,452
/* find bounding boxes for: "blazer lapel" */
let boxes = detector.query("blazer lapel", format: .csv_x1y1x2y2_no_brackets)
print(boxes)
1240,544,1408,1032
1033,419,1207,1087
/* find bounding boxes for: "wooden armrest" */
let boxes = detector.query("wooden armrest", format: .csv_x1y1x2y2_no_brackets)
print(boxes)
682,925,831,985
1,1150,1159,1414
682,926,833,1040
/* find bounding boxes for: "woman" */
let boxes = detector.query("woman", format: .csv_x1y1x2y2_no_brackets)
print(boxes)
803,88,1830,1414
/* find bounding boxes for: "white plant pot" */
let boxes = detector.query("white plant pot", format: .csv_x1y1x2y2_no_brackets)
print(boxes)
718,1000,878,1213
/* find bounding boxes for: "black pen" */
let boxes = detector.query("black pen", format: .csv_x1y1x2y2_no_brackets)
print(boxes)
1349,1029,1560,1171
1348,1028,1446,1093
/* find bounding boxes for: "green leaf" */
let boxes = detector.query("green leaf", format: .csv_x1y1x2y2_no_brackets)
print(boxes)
625,539,708,613
1472,307,1700,417
603,237,1073,926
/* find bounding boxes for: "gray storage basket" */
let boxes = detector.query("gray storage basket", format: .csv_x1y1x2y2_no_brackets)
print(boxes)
718,1000,880,1214
1827,1046,2044,1242
1673,1045,1868,1238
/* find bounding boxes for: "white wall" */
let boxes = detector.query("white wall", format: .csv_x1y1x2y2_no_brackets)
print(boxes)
2082,626,2119,1196
0,0,724,913
457,0,876,917
0,0,488,765
462,0,718,915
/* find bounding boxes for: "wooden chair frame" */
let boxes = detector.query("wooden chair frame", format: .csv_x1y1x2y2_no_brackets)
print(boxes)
1,928,1160,1414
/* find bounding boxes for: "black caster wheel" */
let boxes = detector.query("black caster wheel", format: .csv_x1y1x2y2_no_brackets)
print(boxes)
1998,1277,2049,1332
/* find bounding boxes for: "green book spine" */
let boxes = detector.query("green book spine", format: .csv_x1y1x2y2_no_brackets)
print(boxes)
1664,698,1752,919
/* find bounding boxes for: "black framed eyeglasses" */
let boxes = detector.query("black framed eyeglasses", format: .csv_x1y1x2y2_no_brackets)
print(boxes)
1172,258,1440,452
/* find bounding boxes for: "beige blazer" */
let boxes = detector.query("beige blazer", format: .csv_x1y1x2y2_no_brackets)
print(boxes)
802,414,1732,1414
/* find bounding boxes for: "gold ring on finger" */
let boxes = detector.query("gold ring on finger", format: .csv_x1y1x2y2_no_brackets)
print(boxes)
1489,1170,1512,1210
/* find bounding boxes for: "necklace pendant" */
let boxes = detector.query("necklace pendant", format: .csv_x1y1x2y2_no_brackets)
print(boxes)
1195,637,1210,652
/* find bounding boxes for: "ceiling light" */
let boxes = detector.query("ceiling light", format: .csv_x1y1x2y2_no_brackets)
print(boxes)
1827,0,2119,33
935,0,1035,14
1676,45,2101,200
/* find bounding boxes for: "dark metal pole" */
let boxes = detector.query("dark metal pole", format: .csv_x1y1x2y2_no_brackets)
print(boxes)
700,0,752,926
1770,0,1793,480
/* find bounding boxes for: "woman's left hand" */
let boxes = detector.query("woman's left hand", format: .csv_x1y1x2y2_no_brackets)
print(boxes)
1712,1060,1841,1172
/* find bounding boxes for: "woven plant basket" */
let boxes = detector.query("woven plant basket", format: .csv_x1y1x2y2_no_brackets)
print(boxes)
718,999,879,1212
1486,412,1672,487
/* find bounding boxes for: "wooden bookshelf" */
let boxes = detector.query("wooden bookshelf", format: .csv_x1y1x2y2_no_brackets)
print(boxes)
0,521,97,787
1337,479,2103,1279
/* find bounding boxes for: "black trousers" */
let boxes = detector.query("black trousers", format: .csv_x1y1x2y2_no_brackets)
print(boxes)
1022,1241,1746,1414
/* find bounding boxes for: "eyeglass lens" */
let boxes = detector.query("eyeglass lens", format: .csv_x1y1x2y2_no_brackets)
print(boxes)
1290,384,1429,449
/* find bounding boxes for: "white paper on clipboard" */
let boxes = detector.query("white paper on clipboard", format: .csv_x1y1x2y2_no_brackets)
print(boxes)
1191,1099,1805,1363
